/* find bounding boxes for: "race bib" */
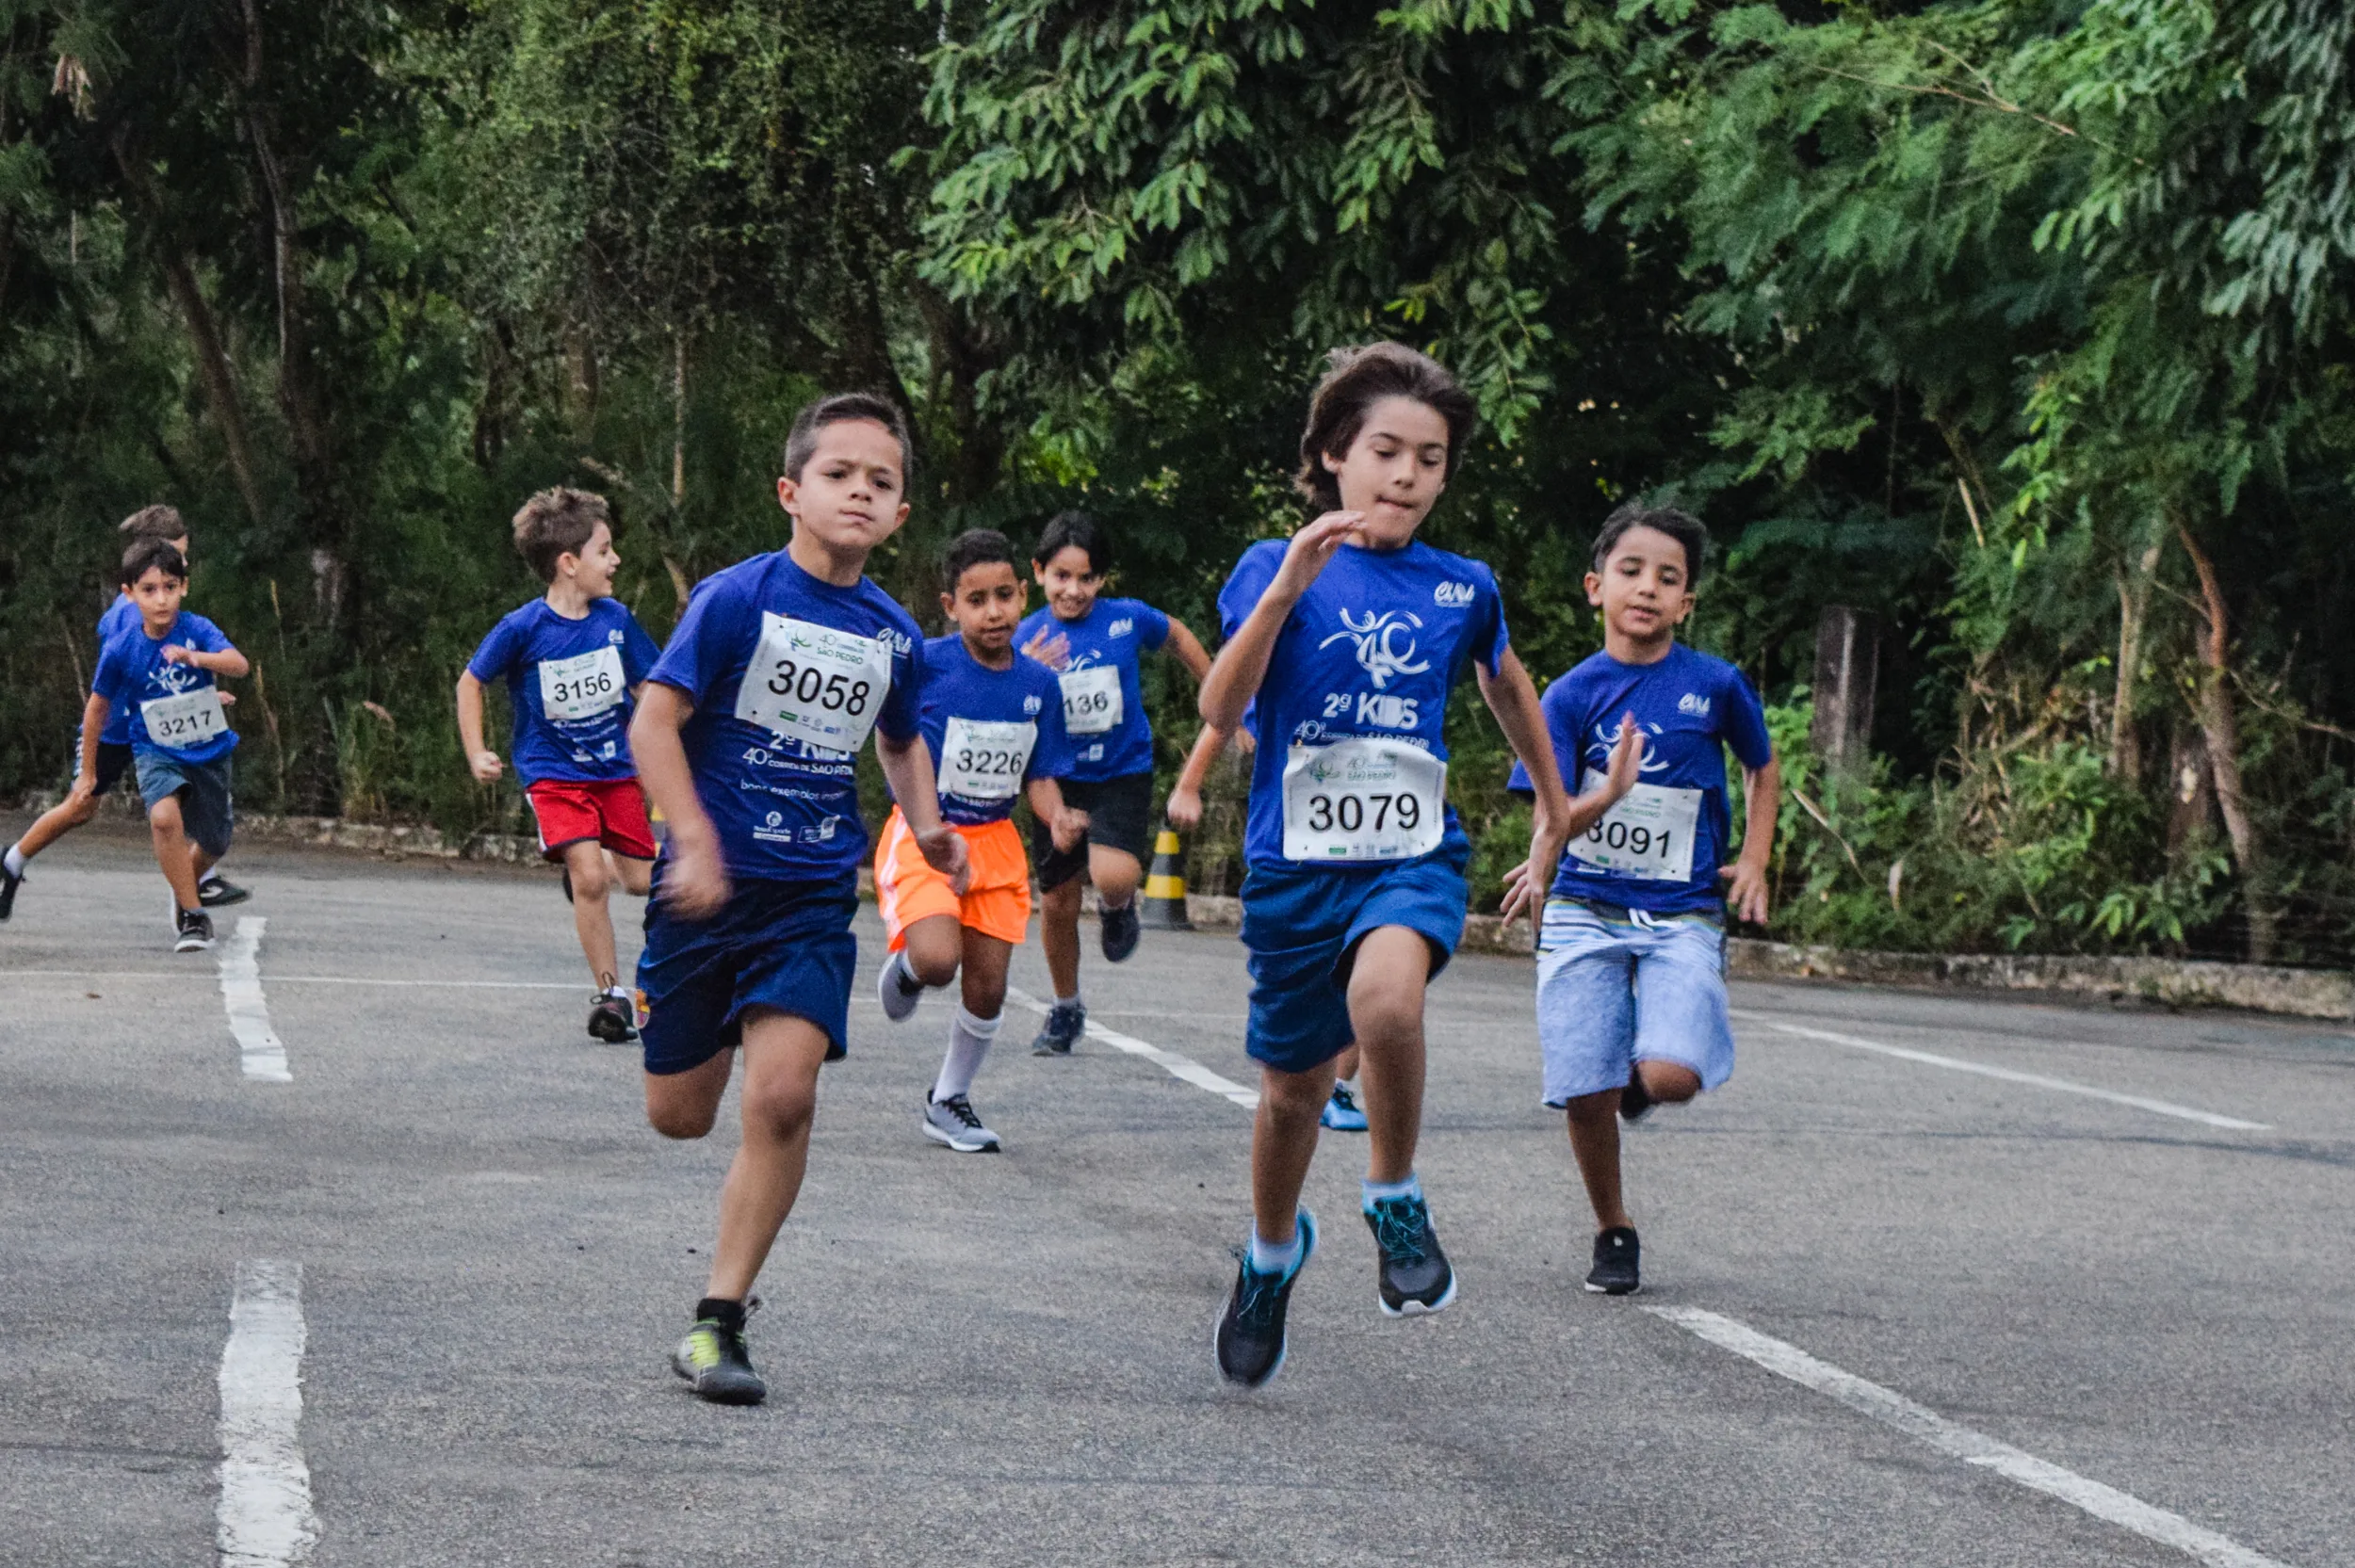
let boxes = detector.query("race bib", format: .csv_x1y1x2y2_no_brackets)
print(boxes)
1566,782,1701,881
141,687,227,752
733,614,893,754
1058,664,1122,736
537,645,626,722
937,717,1036,802
1281,739,1447,863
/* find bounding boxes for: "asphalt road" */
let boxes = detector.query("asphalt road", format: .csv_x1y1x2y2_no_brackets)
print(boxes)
3,820,2351,1567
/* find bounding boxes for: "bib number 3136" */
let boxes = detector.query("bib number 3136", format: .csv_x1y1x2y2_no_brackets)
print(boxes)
537,646,625,722
937,717,1036,802
734,613,893,754
1565,782,1701,881
141,687,227,752
1281,739,1446,863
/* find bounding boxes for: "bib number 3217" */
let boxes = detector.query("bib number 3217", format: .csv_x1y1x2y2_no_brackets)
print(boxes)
1281,739,1446,863
141,687,227,752
734,613,893,754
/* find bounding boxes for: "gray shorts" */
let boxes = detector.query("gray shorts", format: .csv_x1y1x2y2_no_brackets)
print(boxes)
1535,897,1734,1106
136,750,236,860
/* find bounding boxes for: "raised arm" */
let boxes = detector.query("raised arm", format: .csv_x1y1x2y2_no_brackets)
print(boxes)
1198,512,1363,730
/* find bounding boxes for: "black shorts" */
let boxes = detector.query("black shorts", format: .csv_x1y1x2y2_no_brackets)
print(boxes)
1031,770,1156,891
73,735,135,797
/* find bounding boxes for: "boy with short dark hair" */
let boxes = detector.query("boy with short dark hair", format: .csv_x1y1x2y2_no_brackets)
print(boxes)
628,392,968,1406
458,486,661,1043
1508,501,1781,1297
2,506,248,920
82,539,251,952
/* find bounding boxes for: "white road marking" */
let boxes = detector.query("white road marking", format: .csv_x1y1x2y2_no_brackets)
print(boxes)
1647,1305,2292,1568
217,1260,319,1568
1730,1010,2270,1130
219,919,290,1082
1005,985,1259,1108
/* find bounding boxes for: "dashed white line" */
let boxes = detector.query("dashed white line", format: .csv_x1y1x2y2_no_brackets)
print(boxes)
1005,985,1259,1108
217,1260,319,1568
218,918,290,1083
1730,1010,2270,1130
1647,1305,2293,1568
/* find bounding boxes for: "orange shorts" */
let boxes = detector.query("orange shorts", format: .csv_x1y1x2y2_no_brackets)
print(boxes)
875,809,1032,951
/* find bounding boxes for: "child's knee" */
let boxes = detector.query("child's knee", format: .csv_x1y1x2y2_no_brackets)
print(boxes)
1636,1059,1702,1102
568,855,611,903
1261,1065,1332,1122
739,1075,816,1139
147,796,184,834
646,1099,717,1140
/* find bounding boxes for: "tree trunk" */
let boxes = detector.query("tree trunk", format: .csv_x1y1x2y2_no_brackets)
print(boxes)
2109,527,2164,779
2173,519,2275,963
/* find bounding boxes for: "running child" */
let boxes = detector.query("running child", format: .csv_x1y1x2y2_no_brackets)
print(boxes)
626,393,966,1406
874,529,1088,1153
82,539,251,953
458,487,661,1043
1015,511,1213,1055
1502,502,1779,1298
1200,342,1578,1387
2,507,247,920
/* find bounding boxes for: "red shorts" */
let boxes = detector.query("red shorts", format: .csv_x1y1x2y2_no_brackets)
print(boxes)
527,778,658,863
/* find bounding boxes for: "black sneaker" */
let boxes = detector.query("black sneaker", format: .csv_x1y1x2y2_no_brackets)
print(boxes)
173,909,215,953
672,1301,766,1405
1215,1211,1317,1388
1586,1226,1641,1295
1619,1067,1654,1123
587,993,639,1043
1364,1191,1456,1317
0,860,22,921
1030,1001,1085,1056
1099,897,1141,962
197,875,251,908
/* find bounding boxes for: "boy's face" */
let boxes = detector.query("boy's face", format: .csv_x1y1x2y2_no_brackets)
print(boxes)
1033,545,1102,622
777,419,911,554
942,560,1026,655
559,520,620,597
1321,396,1451,544
1585,525,1696,644
126,565,187,630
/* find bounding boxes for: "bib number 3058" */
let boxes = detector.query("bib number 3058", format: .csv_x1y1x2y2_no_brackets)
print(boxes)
1565,782,1701,881
734,613,893,754
141,687,227,752
1281,739,1446,863
537,646,625,722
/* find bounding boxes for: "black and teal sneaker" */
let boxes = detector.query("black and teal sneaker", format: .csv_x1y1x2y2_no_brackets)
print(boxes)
672,1300,765,1405
1364,1190,1455,1317
1215,1211,1317,1388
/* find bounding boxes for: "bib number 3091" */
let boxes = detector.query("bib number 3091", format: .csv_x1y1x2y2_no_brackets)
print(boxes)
1281,739,1446,863
734,613,893,754
1565,781,1701,881
937,717,1036,801
537,646,625,722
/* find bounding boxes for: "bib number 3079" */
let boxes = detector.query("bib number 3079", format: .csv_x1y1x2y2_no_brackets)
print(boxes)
734,613,893,754
1565,782,1701,881
537,646,625,722
1281,739,1446,863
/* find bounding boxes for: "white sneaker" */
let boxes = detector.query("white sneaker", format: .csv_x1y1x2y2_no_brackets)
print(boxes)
877,950,924,1023
922,1091,1000,1153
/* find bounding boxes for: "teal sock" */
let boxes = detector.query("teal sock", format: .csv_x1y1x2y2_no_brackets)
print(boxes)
1361,1172,1421,1213
1246,1226,1303,1275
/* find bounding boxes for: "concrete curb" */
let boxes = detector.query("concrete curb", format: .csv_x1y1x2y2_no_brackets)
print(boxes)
19,790,544,865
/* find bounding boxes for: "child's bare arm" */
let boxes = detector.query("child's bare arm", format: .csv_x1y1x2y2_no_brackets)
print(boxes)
1722,756,1781,925
1165,722,1230,832
877,731,971,894
74,695,111,796
629,684,726,915
1163,619,1213,683
1025,776,1088,852
1476,650,1575,923
454,671,502,782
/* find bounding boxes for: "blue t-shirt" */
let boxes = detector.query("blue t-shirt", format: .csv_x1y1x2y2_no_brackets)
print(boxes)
903,635,1076,826
465,597,661,784
1217,538,1510,870
1014,595,1171,781
94,592,140,746
1531,643,1774,915
646,550,923,885
90,609,239,764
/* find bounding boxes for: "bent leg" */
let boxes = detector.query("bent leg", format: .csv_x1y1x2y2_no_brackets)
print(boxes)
1251,1059,1337,1246
611,853,654,898
1089,844,1142,910
1344,925,1434,1185
16,786,101,861
706,1010,832,1301
562,839,619,987
899,912,964,990
148,795,202,913
644,1045,735,1140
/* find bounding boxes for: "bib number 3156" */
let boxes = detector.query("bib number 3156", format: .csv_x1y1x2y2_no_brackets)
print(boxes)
734,614,893,754
1281,739,1446,863
1565,782,1701,881
537,646,625,722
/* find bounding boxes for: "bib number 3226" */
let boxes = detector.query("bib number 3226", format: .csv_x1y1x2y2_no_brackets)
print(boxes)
1058,664,1121,736
1565,782,1701,881
937,717,1036,802
734,613,893,754
141,687,227,752
537,646,625,722
1281,739,1446,863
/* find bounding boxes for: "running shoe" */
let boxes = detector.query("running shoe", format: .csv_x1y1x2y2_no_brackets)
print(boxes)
877,950,923,1023
672,1302,765,1405
173,909,215,953
1364,1191,1456,1317
1099,897,1141,962
1619,1066,1654,1123
922,1091,1001,1153
197,875,250,908
0,861,22,921
1585,1225,1641,1295
1320,1083,1369,1132
587,992,639,1043
1215,1211,1317,1388
1029,1000,1085,1056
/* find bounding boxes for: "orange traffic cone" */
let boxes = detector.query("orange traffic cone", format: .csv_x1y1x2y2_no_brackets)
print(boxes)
1140,827,1192,930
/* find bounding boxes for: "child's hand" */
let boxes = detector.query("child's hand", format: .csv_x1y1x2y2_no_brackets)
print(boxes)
1720,857,1771,926
1021,627,1071,670
1049,806,1091,853
917,822,971,896
217,690,237,707
1601,714,1646,800
468,750,504,783
159,643,199,667
1164,786,1203,832
658,833,729,919
1271,510,1365,600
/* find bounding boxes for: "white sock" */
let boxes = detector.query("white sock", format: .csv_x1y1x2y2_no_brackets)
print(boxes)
888,949,925,996
604,983,631,999
4,844,25,877
1247,1226,1304,1275
933,1005,1001,1102
1053,988,1081,1008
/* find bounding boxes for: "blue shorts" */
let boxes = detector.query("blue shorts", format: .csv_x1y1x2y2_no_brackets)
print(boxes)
636,873,860,1075
1239,834,1471,1075
135,750,235,860
1535,897,1733,1106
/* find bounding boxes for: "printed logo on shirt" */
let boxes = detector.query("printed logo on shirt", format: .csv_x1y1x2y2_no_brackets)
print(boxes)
1356,692,1420,730
154,658,205,698
1678,692,1712,717
1108,617,1134,639
1023,694,1043,715
1319,609,1430,690
1434,581,1478,608
609,629,625,644
1588,715,1671,774
882,628,914,656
